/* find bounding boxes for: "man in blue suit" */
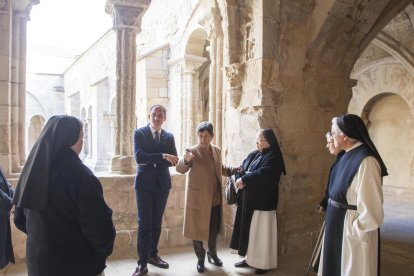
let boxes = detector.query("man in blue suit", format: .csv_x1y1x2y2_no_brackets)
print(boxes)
132,105,179,276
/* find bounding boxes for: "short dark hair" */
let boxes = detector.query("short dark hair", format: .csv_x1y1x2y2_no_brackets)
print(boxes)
149,104,167,117
196,121,214,136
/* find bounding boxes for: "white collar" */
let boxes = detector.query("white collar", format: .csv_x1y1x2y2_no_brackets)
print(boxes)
345,141,363,152
149,124,161,135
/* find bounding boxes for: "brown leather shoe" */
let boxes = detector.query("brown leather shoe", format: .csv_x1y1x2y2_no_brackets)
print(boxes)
132,264,148,276
148,255,169,269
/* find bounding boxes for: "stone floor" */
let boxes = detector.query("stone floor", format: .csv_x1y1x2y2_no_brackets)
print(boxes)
0,246,310,276
1,193,413,276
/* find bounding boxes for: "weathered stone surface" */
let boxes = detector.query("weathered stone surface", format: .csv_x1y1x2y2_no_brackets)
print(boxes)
167,228,192,248
110,230,136,259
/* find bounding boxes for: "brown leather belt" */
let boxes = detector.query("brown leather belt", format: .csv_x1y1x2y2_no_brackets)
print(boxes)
328,198,357,210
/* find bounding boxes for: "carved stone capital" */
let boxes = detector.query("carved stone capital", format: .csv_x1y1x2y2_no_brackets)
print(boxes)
15,4,32,20
224,62,244,87
9,0,38,16
227,86,242,108
106,0,151,31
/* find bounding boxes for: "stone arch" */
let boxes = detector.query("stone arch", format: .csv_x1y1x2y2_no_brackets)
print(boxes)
184,27,208,56
360,93,414,195
350,60,414,196
26,91,47,119
185,27,211,122
349,63,414,119
27,115,45,152
176,27,209,148
307,0,412,74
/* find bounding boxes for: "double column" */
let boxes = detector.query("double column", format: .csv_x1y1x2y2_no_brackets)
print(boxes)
200,6,224,149
0,0,35,176
106,0,151,174
181,55,207,147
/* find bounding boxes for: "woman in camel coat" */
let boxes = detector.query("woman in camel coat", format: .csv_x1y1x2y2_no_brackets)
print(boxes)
176,121,238,273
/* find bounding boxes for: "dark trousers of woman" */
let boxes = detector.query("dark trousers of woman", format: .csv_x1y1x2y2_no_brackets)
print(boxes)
193,205,221,261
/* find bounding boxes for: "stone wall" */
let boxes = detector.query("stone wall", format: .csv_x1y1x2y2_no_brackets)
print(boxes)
63,30,117,170
10,173,203,261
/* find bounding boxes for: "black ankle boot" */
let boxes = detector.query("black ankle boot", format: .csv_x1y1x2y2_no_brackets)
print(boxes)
207,251,223,266
197,260,205,273
235,260,249,267
255,269,270,274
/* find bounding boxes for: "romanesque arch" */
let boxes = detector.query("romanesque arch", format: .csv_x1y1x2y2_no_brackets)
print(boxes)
27,115,45,152
350,61,414,196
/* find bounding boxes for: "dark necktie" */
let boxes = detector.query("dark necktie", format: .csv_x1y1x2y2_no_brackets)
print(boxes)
155,131,160,145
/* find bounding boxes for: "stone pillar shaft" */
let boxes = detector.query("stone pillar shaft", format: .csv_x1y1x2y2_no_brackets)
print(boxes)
0,0,35,176
17,12,27,167
115,28,136,157
208,38,217,135
106,0,151,173
180,55,206,146
214,34,223,149
0,2,12,176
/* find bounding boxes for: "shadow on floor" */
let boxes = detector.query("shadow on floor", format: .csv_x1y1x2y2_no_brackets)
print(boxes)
1,193,413,276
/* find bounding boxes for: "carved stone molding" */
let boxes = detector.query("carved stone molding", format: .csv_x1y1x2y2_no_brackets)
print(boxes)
106,0,151,31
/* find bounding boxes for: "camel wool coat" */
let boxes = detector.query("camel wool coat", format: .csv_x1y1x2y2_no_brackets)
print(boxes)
176,144,237,242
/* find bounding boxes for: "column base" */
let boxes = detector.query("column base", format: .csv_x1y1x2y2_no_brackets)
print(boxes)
110,155,135,174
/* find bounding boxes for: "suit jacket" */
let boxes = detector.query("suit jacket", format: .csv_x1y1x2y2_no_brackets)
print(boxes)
176,144,236,241
134,124,178,191
0,168,15,269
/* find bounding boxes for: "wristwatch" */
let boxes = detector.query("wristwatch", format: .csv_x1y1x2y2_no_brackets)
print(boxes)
163,153,167,159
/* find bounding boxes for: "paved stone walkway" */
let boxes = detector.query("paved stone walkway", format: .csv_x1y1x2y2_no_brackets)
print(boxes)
1,193,413,276
380,193,414,275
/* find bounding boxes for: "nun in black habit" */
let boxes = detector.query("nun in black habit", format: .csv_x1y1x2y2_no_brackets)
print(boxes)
0,166,15,269
230,128,286,275
13,115,116,276
318,114,387,276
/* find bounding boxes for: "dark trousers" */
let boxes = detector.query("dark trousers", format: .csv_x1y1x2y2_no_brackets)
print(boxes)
193,205,221,261
135,188,169,265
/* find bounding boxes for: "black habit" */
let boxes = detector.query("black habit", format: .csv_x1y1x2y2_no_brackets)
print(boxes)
230,146,285,256
14,148,115,276
322,145,372,276
0,168,15,269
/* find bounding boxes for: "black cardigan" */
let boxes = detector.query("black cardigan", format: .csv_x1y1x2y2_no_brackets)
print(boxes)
236,148,284,210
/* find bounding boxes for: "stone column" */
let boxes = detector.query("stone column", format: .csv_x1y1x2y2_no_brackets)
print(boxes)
0,1,13,175
106,0,151,174
201,5,223,148
0,0,36,176
16,9,29,168
180,55,207,146
215,32,223,149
